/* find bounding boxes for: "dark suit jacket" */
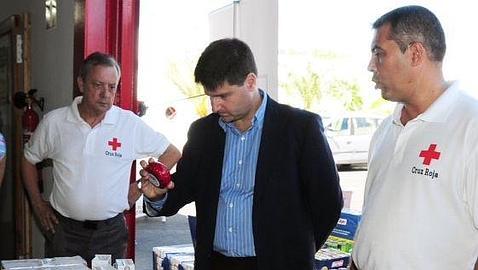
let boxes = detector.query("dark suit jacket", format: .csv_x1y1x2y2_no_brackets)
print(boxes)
147,96,343,270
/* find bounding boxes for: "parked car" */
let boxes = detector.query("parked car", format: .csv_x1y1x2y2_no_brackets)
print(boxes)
325,114,383,168
320,115,332,129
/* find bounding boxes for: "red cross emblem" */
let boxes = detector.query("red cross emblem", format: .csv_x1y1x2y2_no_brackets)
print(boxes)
108,137,122,151
419,144,440,166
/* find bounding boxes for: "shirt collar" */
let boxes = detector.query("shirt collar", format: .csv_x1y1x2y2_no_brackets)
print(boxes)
67,96,118,125
219,89,268,132
392,81,460,125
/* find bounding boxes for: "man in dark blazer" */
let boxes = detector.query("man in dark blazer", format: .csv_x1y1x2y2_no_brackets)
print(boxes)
140,38,343,270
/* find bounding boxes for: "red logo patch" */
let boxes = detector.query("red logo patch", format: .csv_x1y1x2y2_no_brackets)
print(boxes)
108,137,122,151
419,144,440,166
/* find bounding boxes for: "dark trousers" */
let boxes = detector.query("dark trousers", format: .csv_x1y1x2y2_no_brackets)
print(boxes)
45,210,128,266
211,251,258,270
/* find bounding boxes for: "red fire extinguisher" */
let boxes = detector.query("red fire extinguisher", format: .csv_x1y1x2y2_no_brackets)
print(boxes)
14,89,45,192
22,97,39,145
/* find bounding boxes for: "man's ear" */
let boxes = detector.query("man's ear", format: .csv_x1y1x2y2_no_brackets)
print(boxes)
409,42,426,66
244,73,257,91
77,77,85,93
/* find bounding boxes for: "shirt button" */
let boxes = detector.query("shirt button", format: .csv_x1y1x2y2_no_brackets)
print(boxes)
241,136,246,141
236,183,240,187
228,227,233,233
238,160,242,165
229,203,233,208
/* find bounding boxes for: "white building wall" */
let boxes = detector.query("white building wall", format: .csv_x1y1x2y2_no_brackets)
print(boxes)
209,0,278,99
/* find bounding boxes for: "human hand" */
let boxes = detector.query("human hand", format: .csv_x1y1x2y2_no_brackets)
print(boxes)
143,159,172,188
138,158,174,201
31,198,58,233
128,181,143,208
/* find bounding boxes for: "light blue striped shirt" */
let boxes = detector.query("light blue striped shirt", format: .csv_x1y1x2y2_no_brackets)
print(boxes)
0,132,6,159
213,90,267,257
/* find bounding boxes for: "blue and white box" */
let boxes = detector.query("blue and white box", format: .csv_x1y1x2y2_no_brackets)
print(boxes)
330,209,361,241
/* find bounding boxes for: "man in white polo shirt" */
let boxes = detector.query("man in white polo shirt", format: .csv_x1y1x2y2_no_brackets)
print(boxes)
22,52,181,263
351,5,478,270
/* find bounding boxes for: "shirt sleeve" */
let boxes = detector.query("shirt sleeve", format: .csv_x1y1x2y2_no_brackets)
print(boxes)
133,115,171,158
24,116,53,164
0,133,6,159
143,193,168,216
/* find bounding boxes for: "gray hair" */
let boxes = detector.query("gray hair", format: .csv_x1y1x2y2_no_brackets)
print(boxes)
78,52,121,80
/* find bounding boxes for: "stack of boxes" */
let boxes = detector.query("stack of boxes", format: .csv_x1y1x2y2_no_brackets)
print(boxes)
314,248,350,270
114,259,135,270
169,254,194,270
1,255,135,270
314,209,362,270
179,261,194,270
153,209,361,270
1,256,88,270
152,244,194,270
91,254,114,270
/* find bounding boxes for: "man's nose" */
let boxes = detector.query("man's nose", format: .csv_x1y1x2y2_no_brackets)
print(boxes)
210,97,221,112
99,86,114,97
367,57,376,72
99,87,108,97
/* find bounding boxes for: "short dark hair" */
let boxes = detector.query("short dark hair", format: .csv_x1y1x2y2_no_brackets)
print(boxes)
78,52,121,81
194,38,257,91
373,5,446,62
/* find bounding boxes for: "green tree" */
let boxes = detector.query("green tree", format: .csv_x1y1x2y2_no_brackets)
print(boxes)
281,64,322,110
369,97,393,115
168,61,209,117
328,79,364,111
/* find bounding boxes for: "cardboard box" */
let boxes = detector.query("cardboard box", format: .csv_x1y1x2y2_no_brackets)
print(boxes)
330,209,361,241
314,248,350,270
179,261,194,270
1,256,88,270
316,209,362,269
92,266,115,270
91,255,111,269
324,236,354,253
115,259,135,270
152,244,194,270
169,254,194,270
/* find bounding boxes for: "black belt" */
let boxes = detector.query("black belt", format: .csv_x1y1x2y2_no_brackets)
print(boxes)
55,210,123,230
211,250,257,265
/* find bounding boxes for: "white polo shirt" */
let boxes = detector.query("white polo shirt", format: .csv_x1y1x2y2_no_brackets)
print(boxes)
352,82,478,270
25,97,171,221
